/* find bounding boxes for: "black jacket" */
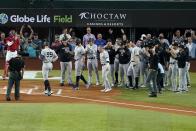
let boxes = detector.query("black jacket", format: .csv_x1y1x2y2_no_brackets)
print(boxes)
105,46,116,64
148,53,159,70
116,47,131,64
56,44,73,62
176,51,187,68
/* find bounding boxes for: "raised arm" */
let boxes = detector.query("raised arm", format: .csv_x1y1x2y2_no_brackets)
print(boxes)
20,25,25,38
27,25,34,39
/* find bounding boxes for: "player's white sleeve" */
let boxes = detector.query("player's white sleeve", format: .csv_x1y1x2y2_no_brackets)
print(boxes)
7,41,14,46
66,34,71,39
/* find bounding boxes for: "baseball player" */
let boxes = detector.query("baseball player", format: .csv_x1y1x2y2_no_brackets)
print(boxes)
98,46,112,92
104,39,116,86
157,63,164,94
174,44,188,92
3,29,20,80
127,41,141,89
116,41,131,87
167,42,179,92
74,38,89,89
39,42,58,96
85,38,100,85
139,45,149,87
56,37,74,86
113,38,123,85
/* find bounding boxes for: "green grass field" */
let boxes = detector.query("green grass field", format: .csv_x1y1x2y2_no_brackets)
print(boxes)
0,104,196,131
1,70,196,131
36,70,196,108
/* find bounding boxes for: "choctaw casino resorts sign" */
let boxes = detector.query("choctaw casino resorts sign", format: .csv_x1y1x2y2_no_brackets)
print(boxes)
0,9,128,27
0,9,196,27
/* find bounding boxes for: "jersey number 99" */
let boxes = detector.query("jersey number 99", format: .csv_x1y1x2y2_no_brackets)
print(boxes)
47,52,53,57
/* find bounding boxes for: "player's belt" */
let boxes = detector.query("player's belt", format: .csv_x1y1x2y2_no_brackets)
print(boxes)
102,64,106,66
131,61,135,62
43,62,50,63
88,57,95,59
169,62,176,64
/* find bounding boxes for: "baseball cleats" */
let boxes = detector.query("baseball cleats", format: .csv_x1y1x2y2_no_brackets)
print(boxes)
101,88,106,92
85,84,90,89
148,93,157,97
44,90,48,95
6,97,11,101
60,83,65,86
105,88,112,92
96,82,100,86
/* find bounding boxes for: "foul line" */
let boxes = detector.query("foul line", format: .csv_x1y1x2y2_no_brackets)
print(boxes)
56,89,62,96
27,89,33,95
52,94,196,115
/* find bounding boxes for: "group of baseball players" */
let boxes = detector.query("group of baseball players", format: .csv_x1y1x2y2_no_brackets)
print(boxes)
1,27,194,99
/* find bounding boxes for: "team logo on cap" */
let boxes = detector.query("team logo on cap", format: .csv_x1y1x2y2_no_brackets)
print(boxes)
0,13,8,24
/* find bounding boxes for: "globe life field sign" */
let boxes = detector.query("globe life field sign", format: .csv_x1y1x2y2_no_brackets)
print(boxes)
1,9,196,27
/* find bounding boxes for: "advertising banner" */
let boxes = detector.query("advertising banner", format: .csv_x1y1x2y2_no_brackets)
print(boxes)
0,8,196,27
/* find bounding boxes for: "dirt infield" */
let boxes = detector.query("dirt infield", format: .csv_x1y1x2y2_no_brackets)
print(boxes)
1,80,196,116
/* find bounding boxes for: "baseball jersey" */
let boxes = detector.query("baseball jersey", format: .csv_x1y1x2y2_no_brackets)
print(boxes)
114,43,120,59
41,48,58,63
74,45,85,60
100,50,110,65
169,48,179,63
131,46,141,64
85,44,97,59
6,35,20,52
140,47,149,64
59,34,71,41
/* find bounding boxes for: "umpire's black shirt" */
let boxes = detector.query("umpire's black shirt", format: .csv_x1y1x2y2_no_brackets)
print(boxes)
149,53,159,70
116,47,131,64
105,46,116,64
9,57,25,72
56,44,73,62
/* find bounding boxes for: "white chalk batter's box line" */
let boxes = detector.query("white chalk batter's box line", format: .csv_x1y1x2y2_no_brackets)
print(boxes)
1,86,196,115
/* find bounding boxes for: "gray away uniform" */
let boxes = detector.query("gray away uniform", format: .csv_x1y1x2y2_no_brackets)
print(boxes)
113,44,122,84
74,45,88,89
100,50,111,91
168,49,179,91
85,44,99,84
139,48,149,87
41,48,58,80
127,46,141,88
40,47,58,95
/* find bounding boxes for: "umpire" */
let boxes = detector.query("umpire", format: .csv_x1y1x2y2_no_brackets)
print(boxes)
6,54,25,101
